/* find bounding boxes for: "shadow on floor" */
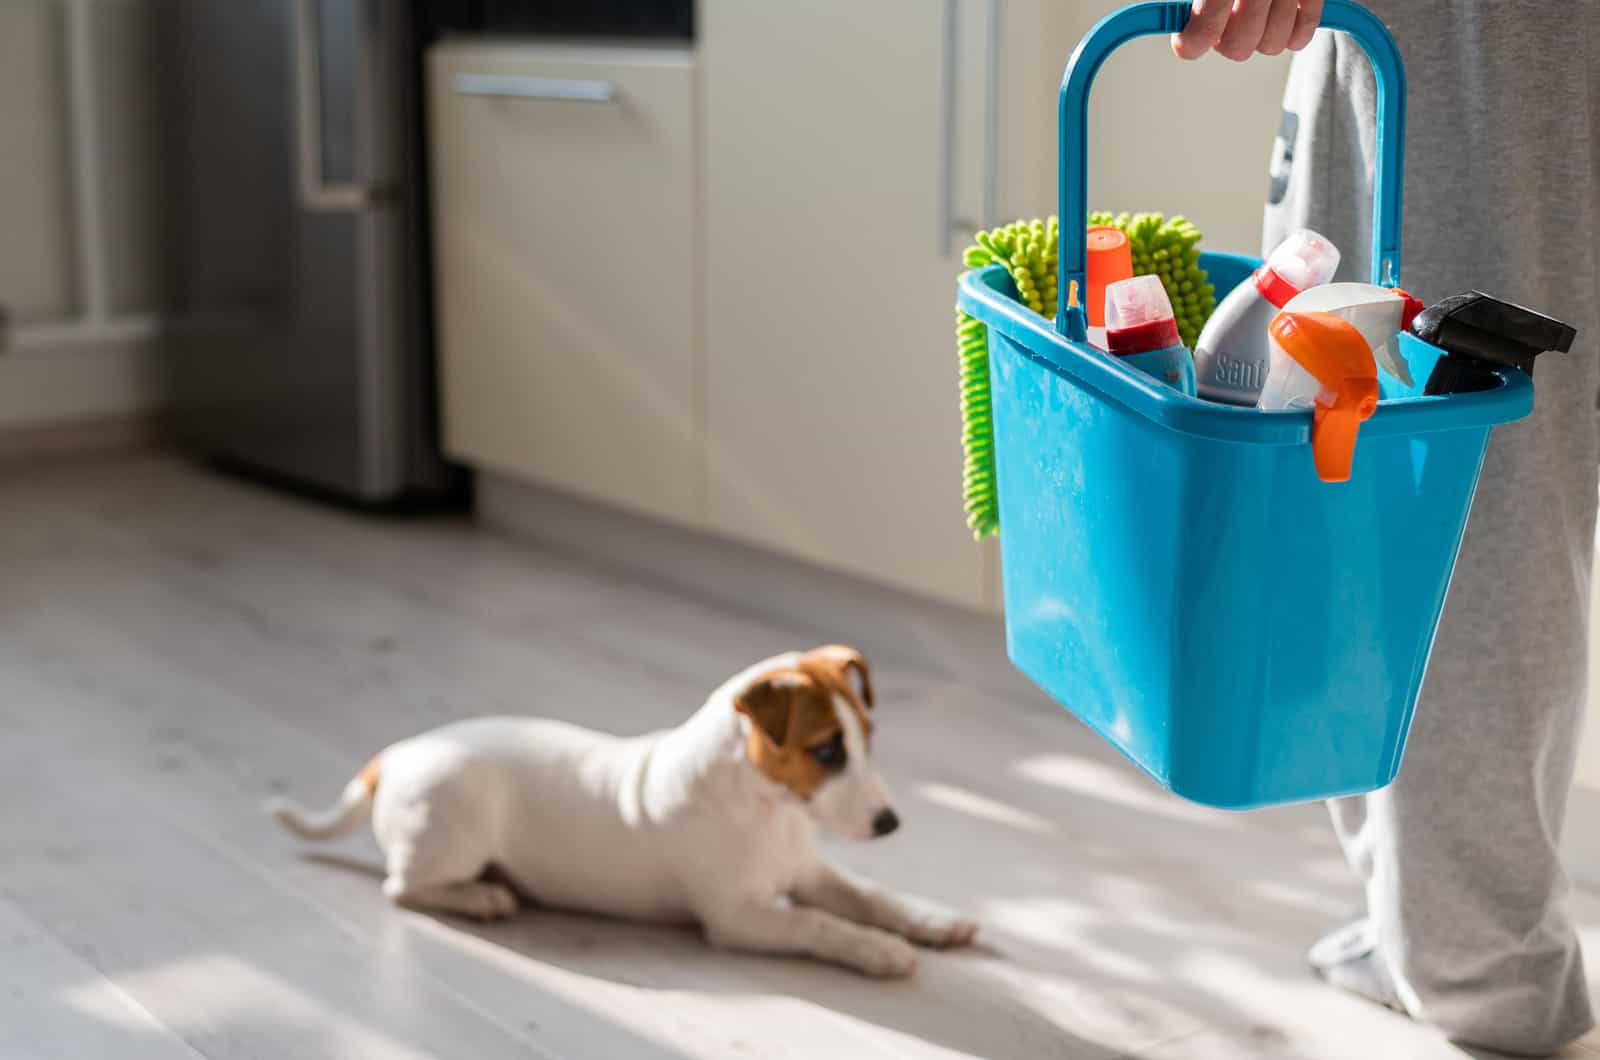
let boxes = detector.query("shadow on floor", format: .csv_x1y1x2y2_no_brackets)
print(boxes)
299,846,1414,1060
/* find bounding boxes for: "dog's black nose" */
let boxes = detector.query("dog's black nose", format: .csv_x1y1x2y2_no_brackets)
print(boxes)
871,808,900,837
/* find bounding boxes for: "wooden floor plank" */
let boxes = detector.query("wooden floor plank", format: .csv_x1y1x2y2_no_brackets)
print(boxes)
0,705,579,1060
0,895,206,1060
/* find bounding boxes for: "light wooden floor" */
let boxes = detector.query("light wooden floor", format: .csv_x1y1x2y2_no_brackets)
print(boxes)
3,454,1598,1060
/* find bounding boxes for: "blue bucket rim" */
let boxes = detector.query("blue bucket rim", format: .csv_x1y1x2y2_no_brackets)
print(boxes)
957,258,1534,446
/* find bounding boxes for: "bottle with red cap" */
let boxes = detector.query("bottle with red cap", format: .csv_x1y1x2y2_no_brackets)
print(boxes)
1193,228,1341,405
1103,275,1197,395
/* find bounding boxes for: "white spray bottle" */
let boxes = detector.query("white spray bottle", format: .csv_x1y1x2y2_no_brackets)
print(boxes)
1257,311,1381,483
1278,282,1425,386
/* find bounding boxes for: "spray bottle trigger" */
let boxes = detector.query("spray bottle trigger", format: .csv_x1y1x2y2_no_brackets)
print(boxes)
1311,377,1380,483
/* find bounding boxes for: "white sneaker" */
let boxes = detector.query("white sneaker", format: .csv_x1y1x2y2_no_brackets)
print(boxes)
1308,919,1404,1014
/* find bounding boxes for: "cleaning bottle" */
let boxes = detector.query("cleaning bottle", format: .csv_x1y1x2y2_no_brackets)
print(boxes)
1193,228,1341,405
1084,225,1134,350
1281,283,1425,386
1257,311,1379,482
1104,274,1197,395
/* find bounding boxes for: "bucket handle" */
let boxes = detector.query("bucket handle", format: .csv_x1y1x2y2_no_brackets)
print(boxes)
1056,0,1406,340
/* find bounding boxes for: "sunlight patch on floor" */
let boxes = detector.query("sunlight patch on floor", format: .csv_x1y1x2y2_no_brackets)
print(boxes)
1013,754,1242,829
102,952,443,1060
914,782,1056,835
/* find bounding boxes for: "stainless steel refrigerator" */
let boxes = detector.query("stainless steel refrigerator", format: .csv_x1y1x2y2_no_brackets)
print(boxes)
161,0,455,503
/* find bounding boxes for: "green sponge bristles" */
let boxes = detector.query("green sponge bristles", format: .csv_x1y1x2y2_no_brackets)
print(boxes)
966,217,1060,317
956,309,997,539
956,217,1059,539
1088,211,1216,348
954,213,1216,541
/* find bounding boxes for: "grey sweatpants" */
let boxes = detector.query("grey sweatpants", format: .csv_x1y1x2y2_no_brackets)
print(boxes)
1268,9,1600,1055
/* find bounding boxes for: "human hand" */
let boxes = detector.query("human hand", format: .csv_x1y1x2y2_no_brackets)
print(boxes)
1171,0,1323,61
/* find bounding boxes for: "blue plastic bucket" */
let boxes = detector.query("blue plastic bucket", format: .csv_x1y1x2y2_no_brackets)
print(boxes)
956,1,1535,809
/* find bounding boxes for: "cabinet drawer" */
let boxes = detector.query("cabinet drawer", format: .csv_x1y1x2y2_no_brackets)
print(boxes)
427,43,699,527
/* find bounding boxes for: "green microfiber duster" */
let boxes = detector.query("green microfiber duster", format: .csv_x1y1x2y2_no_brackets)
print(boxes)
955,218,1058,539
955,213,1216,539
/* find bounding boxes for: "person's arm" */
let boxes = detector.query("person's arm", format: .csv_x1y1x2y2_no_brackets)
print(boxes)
1172,0,1323,60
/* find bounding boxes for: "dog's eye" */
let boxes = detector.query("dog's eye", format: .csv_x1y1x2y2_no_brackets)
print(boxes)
808,733,847,772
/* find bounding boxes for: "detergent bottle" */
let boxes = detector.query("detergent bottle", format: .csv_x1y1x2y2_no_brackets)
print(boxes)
1083,225,1134,350
1193,228,1341,405
1282,282,1425,386
1257,311,1379,482
1104,274,1197,395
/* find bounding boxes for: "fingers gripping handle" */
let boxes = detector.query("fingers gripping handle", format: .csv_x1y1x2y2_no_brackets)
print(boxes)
1055,0,1406,340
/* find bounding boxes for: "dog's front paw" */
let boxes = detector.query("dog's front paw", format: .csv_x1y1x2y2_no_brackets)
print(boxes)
459,882,520,922
901,908,979,949
846,932,919,978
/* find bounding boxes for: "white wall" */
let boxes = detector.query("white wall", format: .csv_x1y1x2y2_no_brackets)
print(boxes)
0,0,167,431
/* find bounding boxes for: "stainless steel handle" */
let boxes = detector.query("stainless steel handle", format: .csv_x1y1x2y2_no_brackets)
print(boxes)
940,0,1003,255
293,0,379,211
452,74,619,103
938,0,959,256
982,0,1002,231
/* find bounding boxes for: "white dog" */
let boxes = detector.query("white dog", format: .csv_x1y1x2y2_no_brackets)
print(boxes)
269,645,977,977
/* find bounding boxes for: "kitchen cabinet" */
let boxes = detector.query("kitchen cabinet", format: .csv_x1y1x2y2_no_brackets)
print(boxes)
700,0,1059,610
427,43,701,528
426,12,1292,613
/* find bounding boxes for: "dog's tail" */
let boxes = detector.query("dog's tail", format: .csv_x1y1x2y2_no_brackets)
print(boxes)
267,753,383,841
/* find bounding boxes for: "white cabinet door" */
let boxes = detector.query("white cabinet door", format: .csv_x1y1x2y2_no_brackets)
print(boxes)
701,1,1012,609
428,44,701,528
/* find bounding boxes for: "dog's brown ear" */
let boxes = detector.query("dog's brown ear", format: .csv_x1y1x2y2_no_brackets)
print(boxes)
734,670,809,746
805,645,874,709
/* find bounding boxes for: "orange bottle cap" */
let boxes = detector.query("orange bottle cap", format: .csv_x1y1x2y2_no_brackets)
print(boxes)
1085,226,1133,328
1270,311,1381,483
